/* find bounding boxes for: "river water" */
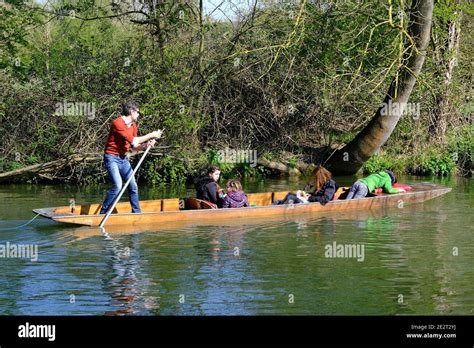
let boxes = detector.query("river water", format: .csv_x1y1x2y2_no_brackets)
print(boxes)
0,176,472,315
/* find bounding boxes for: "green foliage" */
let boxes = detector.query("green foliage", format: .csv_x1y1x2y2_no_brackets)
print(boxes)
207,149,236,178
142,155,188,187
408,151,455,176
285,156,299,168
240,163,271,178
207,150,270,179
447,125,473,176
0,0,472,184
0,158,21,172
362,154,406,174
0,0,43,70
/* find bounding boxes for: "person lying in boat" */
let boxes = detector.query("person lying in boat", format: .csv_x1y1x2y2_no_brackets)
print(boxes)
194,165,225,208
345,170,405,200
273,165,338,205
222,179,249,208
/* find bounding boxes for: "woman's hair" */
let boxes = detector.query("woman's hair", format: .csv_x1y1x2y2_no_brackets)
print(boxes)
207,165,222,190
207,165,221,175
312,165,332,191
226,179,243,192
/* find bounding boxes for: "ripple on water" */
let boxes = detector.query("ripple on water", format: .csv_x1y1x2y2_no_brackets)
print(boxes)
0,178,473,315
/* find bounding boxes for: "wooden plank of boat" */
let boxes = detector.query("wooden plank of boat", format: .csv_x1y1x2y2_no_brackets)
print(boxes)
58,203,434,239
32,183,451,227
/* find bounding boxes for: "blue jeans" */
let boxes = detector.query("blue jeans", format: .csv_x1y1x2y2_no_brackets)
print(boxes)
100,154,141,214
346,180,368,200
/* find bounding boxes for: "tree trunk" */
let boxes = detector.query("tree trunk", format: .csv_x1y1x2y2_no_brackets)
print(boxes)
429,5,462,142
257,158,302,176
326,0,434,175
198,0,204,74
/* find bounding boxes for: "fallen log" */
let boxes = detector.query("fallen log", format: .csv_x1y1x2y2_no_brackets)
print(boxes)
1,149,316,183
0,149,168,183
257,158,319,176
257,158,301,176
0,154,102,183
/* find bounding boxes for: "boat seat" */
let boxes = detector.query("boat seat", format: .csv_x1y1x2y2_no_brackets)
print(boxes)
79,204,102,215
247,192,273,206
186,198,201,210
76,200,164,214
162,198,180,211
185,198,218,210
55,203,111,215
201,200,218,209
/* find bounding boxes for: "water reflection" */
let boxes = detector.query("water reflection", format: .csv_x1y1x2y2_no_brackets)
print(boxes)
103,234,139,315
101,232,159,315
0,177,472,315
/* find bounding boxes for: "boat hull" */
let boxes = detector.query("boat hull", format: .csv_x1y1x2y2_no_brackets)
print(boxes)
33,184,451,228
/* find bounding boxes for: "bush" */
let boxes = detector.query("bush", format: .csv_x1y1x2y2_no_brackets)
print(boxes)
141,155,188,187
362,153,406,174
408,151,455,176
447,125,473,176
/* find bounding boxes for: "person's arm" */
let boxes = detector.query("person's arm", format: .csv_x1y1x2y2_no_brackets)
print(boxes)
133,130,162,148
222,196,230,208
206,182,218,204
382,175,403,194
114,121,162,148
135,139,156,151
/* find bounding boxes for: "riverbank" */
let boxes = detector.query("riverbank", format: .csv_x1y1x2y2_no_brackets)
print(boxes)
0,126,472,186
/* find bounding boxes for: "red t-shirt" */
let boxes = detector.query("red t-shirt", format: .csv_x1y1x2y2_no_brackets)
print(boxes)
104,116,138,156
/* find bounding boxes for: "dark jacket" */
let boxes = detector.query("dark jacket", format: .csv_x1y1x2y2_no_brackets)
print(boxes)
195,176,222,207
222,190,249,208
307,179,338,205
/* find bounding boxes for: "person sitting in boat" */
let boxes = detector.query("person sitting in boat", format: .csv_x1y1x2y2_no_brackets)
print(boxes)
345,170,405,200
222,179,249,208
195,165,225,208
273,165,338,205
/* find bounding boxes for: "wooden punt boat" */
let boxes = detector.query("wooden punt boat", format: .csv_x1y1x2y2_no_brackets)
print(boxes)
33,183,451,228
54,201,441,239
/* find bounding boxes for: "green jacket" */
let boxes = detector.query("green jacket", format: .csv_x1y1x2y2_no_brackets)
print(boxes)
360,171,401,194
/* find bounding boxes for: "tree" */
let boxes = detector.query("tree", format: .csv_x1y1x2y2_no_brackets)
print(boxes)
429,0,463,142
326,0,434,175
